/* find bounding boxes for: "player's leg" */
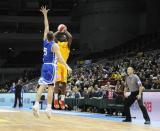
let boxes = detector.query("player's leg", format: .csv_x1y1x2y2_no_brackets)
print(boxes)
42,64,56,118
47,86,54,106
61,82,67,95
54,64,62,109
35,85,45,103
59,66,67,109
54,81,60,108
45,85,54,119
59,82,66,109
33,84,46,117
33,63,55,117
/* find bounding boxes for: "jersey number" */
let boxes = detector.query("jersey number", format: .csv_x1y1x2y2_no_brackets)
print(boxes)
44,48,47,56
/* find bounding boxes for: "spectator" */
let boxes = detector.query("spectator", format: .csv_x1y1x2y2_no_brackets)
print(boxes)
8,82,16,93
71,86,81,98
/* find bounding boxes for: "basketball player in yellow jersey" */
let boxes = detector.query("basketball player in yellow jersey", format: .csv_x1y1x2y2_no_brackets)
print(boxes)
54,25,72,109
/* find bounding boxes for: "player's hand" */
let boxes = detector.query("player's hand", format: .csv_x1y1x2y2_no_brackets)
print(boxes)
136,94,141,100
40,6,50,15
67,66,72,75
62,26,67,32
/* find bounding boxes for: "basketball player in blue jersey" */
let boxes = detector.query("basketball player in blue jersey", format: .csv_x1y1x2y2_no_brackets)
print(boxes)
32,6,72,119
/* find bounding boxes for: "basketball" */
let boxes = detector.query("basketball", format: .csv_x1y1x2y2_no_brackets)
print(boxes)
57,24,67,32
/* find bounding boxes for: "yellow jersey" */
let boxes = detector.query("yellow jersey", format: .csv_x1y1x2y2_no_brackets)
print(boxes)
57,41,70,62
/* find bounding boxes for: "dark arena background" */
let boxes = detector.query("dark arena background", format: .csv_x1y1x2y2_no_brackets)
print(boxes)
0,0,160,131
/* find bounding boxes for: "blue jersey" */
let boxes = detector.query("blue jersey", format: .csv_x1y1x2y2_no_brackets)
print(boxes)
43,39,57,64
38,39,57,85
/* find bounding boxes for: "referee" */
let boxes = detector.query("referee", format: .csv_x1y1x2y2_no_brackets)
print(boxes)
123,67,150,124
13,79,23,108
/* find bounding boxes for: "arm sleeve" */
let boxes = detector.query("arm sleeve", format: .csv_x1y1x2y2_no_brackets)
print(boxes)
135,75,142,86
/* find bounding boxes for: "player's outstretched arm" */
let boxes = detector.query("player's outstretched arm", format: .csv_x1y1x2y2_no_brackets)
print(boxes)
64,29,72,47
40,6,50,40
53,31,60,37
52,43,72,74
53,31,60,42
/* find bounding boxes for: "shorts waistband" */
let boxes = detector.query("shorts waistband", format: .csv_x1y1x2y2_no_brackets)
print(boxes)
44,63,56,65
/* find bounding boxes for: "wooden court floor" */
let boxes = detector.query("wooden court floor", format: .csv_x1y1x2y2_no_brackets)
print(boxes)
0,109,159,131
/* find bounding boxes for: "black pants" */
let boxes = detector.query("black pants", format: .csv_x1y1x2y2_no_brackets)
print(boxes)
14,94,22,107
124,91,150,121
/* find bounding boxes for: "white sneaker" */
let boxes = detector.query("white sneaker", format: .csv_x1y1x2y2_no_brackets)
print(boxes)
45,108,52,119
32,105,39,118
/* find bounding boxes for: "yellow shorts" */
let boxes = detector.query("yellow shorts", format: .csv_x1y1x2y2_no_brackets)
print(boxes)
56,63,68,83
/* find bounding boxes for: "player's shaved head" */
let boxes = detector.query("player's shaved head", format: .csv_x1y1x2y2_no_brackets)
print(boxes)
59,33,67,42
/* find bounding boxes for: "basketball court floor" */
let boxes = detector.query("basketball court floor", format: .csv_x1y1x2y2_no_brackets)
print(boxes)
0,107,160,131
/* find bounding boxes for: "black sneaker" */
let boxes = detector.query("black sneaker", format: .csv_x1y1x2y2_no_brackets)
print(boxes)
19,105,23,108
122,119,132,122
144,120,151,124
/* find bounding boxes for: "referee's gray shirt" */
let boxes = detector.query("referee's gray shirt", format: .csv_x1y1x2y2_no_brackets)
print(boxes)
125,74,142,92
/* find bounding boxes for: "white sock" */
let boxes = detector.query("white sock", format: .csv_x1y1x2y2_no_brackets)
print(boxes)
35,101,39,107
46,104,51,110
61,95,65,101
54,93,58,100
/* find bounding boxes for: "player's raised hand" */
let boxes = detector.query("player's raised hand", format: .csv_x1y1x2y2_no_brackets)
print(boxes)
63,25,67,32
40,6,50,15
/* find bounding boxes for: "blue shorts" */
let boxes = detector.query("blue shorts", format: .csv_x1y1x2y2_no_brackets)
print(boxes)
38,63,57,85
